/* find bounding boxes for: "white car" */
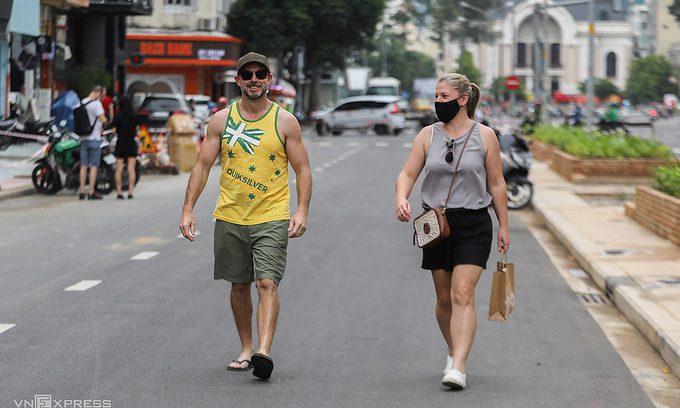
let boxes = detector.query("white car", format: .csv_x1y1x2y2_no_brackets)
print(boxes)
314,95,406,136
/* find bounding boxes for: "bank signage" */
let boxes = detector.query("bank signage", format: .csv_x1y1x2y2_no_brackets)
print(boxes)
126,34,240,66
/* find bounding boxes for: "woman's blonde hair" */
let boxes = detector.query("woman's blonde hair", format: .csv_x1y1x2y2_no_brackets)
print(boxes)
438,73,481,119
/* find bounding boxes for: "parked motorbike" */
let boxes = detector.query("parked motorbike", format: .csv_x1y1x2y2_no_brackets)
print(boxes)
31,125,115,195
498,129,534,210
0,117,57,151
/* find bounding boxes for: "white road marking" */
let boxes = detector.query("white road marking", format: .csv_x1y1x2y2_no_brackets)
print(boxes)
323,163,332,168
402,142,413,148
313,167,324,172
131,251,159,260
346,141,360,147
0,324,16,334
317,141,332,147
64,280,102,292
375,142,389,147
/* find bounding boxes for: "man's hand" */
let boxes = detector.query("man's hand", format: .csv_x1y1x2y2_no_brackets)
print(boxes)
288,211,307,238
179,210,197,241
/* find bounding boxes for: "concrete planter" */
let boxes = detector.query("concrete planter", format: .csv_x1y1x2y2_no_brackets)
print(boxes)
625,186,680,246
530,142,666,184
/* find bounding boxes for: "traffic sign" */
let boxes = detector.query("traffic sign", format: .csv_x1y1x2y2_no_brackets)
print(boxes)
504,75,521,91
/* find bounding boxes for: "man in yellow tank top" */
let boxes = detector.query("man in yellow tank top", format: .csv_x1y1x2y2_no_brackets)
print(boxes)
179,52,312,380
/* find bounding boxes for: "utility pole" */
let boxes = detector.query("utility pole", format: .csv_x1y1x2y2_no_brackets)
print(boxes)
532,3,543,124
380,13,387,77
585,0,595,129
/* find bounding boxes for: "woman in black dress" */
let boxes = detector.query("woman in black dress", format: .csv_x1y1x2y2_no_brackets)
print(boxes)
111,95,140,199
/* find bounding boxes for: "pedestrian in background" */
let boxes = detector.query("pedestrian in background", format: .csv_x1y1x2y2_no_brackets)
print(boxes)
179,52,312,380
395,73,510,390
79,85,108,200
110,95,140,199
100,86,114,121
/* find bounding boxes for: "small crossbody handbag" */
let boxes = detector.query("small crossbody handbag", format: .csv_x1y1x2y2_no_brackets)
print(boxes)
413,124,474,249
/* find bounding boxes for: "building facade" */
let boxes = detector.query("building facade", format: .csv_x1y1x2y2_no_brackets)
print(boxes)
126,0,240,99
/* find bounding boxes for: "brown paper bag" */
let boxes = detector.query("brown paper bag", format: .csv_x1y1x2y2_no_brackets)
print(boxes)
488,253,515,322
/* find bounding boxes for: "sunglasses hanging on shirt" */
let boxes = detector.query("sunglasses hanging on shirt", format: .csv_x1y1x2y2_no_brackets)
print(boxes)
445,139,455,163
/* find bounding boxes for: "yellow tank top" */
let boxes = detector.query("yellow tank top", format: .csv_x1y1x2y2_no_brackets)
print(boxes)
213,101,290,225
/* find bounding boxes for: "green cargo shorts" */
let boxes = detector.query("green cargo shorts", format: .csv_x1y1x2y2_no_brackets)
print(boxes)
214,219,289,285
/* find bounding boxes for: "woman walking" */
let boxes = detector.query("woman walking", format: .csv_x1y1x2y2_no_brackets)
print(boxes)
111,95,140,199
395,73,510,390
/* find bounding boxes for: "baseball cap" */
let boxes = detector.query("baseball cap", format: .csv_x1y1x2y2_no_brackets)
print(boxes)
237,52,270,73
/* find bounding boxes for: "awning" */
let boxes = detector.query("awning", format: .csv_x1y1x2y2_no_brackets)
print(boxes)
126,33,241,67
9,0,39,36
41,0,90,7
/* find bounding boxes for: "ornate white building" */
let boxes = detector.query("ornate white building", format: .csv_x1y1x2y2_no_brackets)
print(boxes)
402,0,635,97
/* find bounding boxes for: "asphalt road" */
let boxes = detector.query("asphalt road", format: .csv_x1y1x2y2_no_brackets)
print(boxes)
0,129,654,407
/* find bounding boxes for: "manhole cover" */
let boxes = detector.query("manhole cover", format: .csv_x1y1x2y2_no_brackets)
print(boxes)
602,249,631,256
578,293,611,305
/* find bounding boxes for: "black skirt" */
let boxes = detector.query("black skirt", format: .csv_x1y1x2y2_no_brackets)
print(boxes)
421,208,493,271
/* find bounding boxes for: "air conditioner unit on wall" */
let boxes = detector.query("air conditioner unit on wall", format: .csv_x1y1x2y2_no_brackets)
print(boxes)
198,17,216,31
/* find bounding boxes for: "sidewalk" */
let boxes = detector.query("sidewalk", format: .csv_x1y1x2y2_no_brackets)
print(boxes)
531,161,680,378
0,177,34,201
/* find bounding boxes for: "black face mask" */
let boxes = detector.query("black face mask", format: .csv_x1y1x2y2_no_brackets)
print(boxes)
435,98,461,123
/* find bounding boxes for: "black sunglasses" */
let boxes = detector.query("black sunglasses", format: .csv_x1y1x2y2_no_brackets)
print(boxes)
239,70,268,80
445,139,455,163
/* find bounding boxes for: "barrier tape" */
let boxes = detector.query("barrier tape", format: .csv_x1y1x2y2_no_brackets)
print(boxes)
0,129,49,143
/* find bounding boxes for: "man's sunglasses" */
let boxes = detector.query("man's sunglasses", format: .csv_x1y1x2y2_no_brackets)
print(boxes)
445,139,455,163
239,70,268,80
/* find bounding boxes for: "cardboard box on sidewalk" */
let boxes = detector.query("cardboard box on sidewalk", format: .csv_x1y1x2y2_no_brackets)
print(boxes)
165,113,198,173
167,135,197,173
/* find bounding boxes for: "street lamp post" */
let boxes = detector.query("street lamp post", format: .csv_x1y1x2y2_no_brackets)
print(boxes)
586,0,595,129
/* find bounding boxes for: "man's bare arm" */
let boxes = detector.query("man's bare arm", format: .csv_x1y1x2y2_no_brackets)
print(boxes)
179,111,224,240
280,111,311,238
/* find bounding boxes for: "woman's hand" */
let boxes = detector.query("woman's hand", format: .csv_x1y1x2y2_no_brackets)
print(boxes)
497,225,510,253
396,198,412,222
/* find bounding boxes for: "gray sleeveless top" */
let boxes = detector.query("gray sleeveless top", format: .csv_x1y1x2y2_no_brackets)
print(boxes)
421,122,492,210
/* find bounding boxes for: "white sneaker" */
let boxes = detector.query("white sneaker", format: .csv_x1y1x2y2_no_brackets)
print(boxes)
443,355,453,375
442,368,467,390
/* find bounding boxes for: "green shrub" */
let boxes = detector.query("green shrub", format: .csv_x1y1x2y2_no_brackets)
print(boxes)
655,164,680,199
530,125,672,159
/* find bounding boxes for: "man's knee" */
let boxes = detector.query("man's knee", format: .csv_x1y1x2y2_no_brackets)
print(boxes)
256,279,278,294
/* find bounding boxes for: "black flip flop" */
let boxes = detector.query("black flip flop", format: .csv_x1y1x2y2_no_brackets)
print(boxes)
227,359,252,372
251,353,274,380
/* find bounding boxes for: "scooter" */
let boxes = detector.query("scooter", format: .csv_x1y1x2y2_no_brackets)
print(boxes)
498,129,533,210
0,117,57,150
31,125,115,195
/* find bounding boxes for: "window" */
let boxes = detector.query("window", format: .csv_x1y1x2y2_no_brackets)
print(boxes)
517,43,527,68
606,52,617,78
164,0,192,5
549,44,560,68
551,77,559,93
164,0,194,10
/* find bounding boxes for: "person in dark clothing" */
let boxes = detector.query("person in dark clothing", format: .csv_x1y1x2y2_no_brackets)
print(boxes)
110,95,140,199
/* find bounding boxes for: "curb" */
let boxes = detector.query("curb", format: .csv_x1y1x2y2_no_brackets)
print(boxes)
0,185,35,202
533,196,680,378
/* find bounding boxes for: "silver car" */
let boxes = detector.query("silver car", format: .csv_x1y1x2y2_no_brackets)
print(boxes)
314,95,406,136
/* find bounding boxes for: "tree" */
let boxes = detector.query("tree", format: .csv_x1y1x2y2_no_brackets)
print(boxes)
426,0,499,51
578,79,620,100
227,0,385,113
625,55,677,104
367,34,436,95
670,0,680,22
456,50,481,85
